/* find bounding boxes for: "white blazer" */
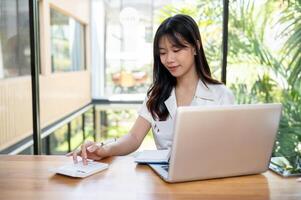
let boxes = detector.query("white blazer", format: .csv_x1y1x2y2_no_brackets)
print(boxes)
138,80,235,150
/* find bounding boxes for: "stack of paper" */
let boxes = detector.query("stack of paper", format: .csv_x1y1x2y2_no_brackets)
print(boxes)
134,149,171,164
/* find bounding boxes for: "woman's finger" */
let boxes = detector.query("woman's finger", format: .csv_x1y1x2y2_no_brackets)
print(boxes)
81,142,89,165
80,141,95,164
73,148,80,164
66,140,95,164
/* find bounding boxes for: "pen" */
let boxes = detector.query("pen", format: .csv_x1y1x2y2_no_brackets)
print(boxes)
99,138,117,147
83,138,117,155
81,138,116,165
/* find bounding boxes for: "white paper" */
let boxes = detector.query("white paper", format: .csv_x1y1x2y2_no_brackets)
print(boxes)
134,149,171,164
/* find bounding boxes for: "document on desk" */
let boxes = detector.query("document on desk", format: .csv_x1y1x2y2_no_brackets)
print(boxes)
50,160,109,178
134,149,171,164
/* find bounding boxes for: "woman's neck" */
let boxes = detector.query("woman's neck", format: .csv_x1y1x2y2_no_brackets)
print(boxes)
175,69,199,107
176,69,199,91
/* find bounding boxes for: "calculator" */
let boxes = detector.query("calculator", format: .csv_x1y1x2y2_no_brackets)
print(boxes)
50,160,109,178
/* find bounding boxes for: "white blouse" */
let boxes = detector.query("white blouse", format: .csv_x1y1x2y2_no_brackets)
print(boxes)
138,80,235,150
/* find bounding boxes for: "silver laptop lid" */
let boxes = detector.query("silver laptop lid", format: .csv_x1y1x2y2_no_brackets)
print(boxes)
168,103,282,182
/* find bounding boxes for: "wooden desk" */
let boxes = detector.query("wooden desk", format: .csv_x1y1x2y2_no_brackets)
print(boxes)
0,155,300,200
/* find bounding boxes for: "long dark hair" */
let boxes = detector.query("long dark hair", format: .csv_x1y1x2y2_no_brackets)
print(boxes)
147,14,220,121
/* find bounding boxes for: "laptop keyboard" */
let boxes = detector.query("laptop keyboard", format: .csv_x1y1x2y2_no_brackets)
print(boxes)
161,165,169,172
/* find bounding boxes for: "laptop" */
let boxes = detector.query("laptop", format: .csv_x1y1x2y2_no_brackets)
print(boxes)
149,103,282,183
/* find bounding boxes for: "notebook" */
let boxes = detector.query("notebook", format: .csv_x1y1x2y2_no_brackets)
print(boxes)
134,149,171,164
269,157,301,177
50,159,109,178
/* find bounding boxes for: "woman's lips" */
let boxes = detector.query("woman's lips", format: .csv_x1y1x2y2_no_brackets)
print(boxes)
167,65,179,71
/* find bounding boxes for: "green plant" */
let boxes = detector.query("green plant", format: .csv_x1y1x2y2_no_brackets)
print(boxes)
229,0,301,173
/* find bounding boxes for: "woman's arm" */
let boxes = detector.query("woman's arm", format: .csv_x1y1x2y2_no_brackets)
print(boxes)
69,116,151,164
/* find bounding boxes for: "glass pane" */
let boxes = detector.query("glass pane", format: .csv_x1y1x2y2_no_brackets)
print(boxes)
84,109,94,141
96,106,155,150
0,0,31,78
50,8,85,72
70,116,83,150
105,0,153,97
0,0,33,154
227,0,301,174
104,0,223,99
49,125,68,154
47,109,94,155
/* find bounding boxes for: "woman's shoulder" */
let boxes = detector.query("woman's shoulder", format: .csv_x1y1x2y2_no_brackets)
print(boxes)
138,95,153,123
206,82,235,104
207,83,232,94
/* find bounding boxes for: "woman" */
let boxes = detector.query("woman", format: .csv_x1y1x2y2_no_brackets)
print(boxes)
68,14,234,165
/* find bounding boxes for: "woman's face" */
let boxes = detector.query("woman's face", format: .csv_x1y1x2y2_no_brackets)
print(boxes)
159,35,196,79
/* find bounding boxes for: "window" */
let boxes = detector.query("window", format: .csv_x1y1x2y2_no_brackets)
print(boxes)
50,8,86,72
0,0,31,78
101,0,222,99
95,106,155,150
83,109,94,141
70,116,84,150
49,125,68,154
227,0,301,174
0,0,33,155
104,1,154,98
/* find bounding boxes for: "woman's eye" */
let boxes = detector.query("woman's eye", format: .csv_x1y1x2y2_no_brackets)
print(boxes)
159,52,166,55
173,49,180,52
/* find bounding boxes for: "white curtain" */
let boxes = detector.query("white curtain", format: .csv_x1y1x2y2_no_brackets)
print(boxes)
71,21,82,71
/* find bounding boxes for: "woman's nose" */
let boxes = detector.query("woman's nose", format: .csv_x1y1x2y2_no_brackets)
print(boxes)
166,52,175,63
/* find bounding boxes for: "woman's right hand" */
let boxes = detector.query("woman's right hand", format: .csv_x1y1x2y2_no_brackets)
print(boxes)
66,140,109,165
